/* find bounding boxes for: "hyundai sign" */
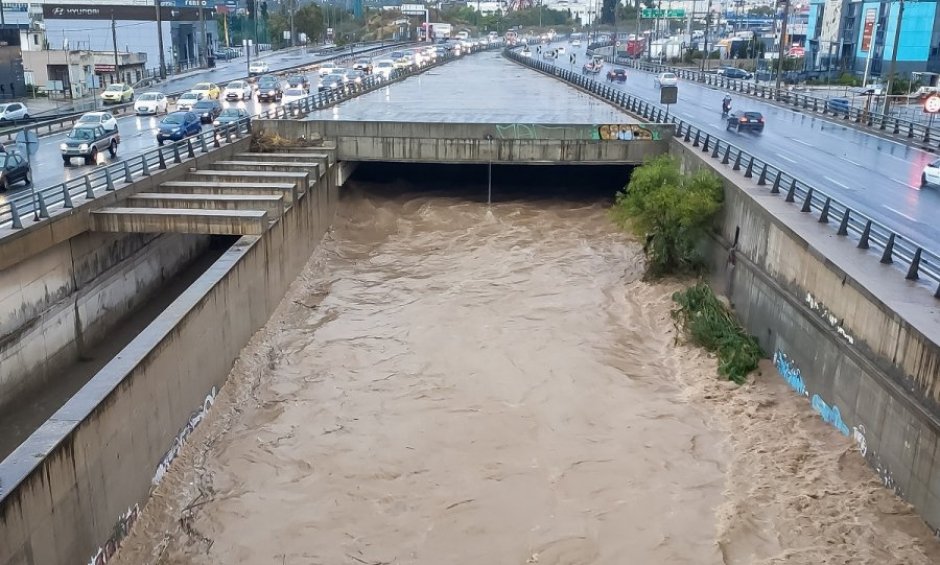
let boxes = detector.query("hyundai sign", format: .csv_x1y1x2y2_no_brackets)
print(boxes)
400,4,426,15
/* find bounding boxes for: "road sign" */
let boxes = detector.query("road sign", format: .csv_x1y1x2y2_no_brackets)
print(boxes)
15,130,38,157
641,8,685,18
400,3,425,15
924,94,940,114
660,85,678,105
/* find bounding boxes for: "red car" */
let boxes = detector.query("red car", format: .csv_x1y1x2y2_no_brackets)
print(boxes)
606,68,627,82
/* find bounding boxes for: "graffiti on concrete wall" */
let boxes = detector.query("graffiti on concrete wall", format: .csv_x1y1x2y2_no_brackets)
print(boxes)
811,394,850,436
152,386,217,487
87,504,139,565
773,350,808,396
805,292,855,345
493,123,574,140
595,124,661,141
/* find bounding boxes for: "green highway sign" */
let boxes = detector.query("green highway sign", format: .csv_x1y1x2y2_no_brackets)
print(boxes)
641,8,686,18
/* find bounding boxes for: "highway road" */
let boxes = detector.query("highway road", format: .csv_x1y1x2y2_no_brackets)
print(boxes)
547,41,940,247
0,43,400,211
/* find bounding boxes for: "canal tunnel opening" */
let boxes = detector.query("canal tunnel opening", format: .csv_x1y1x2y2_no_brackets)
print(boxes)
348,162,634,202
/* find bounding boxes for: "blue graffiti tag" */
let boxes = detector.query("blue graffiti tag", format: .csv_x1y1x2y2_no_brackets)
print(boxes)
811,394,850,436
773,350,807,396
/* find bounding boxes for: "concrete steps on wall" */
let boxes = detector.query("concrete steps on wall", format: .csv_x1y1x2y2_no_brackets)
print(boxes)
232,152,333,177
211,160,321,182
158,181,299,207
126,192,285,218
187,170,311,194
90,208,268,235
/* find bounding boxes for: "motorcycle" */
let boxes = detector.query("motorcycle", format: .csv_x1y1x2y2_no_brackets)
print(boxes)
721,100,732,117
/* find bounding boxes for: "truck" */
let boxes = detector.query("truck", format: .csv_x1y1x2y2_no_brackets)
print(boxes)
426,22,452,40
615,38,646,59
60,124,119,166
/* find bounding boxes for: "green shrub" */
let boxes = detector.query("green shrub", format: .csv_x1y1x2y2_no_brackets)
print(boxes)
610,155,723,277
672,282,763,383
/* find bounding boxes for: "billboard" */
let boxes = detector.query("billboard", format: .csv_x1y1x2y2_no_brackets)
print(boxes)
861,8,876,53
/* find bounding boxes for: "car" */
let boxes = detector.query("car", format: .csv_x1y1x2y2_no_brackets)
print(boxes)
726,111,765,133
522,48,532,58
213,107,251,127
654,72,678,88
101,83,134,104
156,111,202,145
176,91,202,111
571,39,582,47
60,125,120,165
248,61,269,76
343,69,365,89
76,111,118,131
192,99,223,124
556,46,566,54
282,87,306,105
718,66,751,80
922,159,940,187
223,80,252,101
319,72,347,92
389,51,411,69
256,76,283,102
286,74,310,92
353,58,373,73
826,97,851,114
0,102,28,122
317,61,339,76
373,59,396,79
134,92,168,115
190,82,220,100
0,151,30,190
607,68,627,82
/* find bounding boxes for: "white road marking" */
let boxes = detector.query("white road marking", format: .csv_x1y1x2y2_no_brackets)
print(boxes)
824,176,853,190
844,158,864,167
776,153,797,164
892,178,920,189
790,138,814,147
883,205,919,223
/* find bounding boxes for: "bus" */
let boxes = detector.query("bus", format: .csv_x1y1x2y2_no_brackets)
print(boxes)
505,30,520,45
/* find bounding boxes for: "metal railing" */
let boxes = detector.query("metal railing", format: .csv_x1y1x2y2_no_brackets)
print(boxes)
0,41,411,144
504,48,940,298
0,43,497,233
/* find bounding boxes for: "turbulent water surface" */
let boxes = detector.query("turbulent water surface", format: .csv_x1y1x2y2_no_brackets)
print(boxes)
113,166,940,565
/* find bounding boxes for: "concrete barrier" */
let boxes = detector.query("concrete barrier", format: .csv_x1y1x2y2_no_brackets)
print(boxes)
0,153,339,565
670,138,940,531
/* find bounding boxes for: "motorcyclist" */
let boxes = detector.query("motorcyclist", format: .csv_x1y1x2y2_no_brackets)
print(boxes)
722,95,732,116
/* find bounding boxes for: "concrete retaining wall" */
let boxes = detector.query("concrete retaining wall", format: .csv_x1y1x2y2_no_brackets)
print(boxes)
0,155,338,564
255,119,671,164
670,138,940,531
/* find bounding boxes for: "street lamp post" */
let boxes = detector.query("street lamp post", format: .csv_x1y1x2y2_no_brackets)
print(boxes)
775,0,790,91
883,0,906,115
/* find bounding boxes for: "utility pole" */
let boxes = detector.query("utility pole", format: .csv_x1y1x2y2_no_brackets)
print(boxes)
884,0,905,115
774,0,789,91
290,0,296,47
1,0,6,27
199,0,207,67
701,0,711,70
155,0,166,78
111,11,121,84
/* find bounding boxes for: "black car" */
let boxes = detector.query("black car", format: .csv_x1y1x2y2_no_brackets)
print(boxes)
319,72,347,93
256,76,283,102
0,151,30,190
214,107,251,127
286,74,310,92
606,68,627,82
727,111,764,133
719,66,752,80
192,99,223,124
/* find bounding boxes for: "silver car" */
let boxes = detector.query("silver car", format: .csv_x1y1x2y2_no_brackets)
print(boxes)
654,72,678,88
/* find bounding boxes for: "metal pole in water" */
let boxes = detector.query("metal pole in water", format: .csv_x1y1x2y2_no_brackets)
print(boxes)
488,160,492,205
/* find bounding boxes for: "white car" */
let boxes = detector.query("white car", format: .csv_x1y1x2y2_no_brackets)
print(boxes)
223,80,252,101
248,61,269,76
373,59,395,79
318,62,339,76
176,91,203,111
571,39,582,47
654,72,678,88
282,87,306,105
922,159,940,187
133,92,168,115
77,111,118,131
556,46,566,54
0,102,28,122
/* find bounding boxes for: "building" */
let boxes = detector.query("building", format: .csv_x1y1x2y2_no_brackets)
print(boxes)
20,38,148,98
807,0,940,78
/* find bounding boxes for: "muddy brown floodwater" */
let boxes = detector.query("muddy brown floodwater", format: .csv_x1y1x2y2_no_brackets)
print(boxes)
113,171,940,565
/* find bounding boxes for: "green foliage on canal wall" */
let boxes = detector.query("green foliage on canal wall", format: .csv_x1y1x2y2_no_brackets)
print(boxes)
610,155,723,277
672,283,763,384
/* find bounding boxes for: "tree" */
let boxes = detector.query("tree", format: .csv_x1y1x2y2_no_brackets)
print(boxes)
601,0,617,24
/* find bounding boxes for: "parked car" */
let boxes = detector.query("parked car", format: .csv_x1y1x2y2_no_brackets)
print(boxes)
318,61,340,76
374,59,396,79
0,102,29,122
654,72,678,87
176,91,203,111
134,92,169,115
223,80,253,101
156,111,202,145
192,99,223,124
60,125,120,165
248,61,270,76
726,111,765,133
718,66,752,80
0,151,30,190
101,83,134,104
214,107,251,127
353,58,373,73
285,74,310,92
826,97,851,114
606,68,627,82
282,87,307,105
77,111,117,131
256,76,283,102
190,82,220,99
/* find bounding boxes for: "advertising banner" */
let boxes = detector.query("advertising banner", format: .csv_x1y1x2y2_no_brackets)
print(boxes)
861,8,876,53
